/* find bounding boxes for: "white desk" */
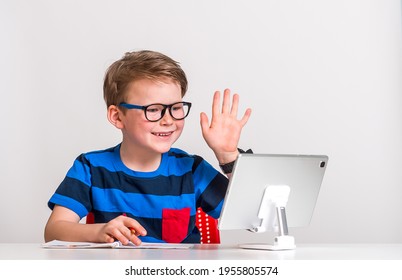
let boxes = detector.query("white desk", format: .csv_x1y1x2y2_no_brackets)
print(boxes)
1,243,401,260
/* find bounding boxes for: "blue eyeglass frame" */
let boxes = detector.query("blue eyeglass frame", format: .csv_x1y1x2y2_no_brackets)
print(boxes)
119,101,192,122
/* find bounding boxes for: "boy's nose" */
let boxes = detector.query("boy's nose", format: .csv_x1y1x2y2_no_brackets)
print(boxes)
160,109,174,125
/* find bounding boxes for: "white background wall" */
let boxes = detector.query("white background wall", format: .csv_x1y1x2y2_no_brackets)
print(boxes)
0,0,401,244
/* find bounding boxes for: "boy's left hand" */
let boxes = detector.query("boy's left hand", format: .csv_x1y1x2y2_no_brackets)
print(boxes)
200,88,251,165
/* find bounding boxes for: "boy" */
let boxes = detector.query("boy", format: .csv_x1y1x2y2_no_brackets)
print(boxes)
44,50,251,245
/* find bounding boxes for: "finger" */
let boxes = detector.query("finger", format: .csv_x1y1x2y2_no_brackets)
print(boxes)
110,228,130,245
200,112,210,134
129,235,143,246
230,93,240,117
222,89,231,114
131,225,147,237
103,234,115,244
118,224,143,245
212,91,221,118
239,108,252,127
125,220,147,237
123,225,136,236
121,214,147,235
116,227,134,245
123,227,144,246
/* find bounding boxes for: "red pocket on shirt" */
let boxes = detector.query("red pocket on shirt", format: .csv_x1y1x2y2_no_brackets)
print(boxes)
162,207,191,243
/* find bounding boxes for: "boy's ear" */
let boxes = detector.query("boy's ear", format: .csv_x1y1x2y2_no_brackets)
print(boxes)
107,105,124,129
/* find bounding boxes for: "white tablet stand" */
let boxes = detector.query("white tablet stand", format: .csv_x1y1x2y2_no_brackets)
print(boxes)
239,185,296,251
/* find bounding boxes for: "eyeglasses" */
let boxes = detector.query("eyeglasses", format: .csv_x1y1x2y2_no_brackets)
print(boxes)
119,101,192,122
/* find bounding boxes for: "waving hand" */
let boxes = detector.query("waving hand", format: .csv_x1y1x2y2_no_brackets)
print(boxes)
200,89,251,165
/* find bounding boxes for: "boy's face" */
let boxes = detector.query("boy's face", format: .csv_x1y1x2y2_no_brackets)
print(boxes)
119,78,185,155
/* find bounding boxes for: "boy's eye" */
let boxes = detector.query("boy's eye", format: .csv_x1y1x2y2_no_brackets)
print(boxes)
172,105,183,111
146,107,161,113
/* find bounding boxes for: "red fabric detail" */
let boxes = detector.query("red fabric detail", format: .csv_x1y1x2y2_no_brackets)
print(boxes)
86,212,95,224
195,208,221,244
162,208,191,243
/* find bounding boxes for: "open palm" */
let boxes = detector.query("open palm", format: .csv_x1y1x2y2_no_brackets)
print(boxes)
200,89,251,164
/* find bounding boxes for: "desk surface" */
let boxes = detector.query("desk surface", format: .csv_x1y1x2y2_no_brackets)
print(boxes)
1,243,401,260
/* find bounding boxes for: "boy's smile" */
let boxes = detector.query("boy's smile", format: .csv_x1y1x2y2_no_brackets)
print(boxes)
152,131,174,137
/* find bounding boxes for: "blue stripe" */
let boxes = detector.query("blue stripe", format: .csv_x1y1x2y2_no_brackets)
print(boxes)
139,236,166,243
66,157,91,186
166,152,194,176
91,187,196,218
192,160,219,198
48,193,88,218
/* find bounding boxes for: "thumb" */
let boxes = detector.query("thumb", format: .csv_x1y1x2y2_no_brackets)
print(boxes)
199,112,210,136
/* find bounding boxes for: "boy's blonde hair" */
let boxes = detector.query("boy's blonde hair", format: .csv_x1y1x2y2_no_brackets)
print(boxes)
103,50,188,107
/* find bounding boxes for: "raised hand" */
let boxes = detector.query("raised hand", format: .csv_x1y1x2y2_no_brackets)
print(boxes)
200,89,251,165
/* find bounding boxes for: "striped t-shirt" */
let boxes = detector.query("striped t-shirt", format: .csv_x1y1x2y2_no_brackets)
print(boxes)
48,144,228,243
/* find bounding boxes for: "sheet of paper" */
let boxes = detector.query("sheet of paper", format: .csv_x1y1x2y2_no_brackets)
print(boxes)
41,240,193,249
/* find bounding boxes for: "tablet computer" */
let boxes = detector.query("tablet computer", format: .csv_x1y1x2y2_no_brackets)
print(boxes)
218,153,328,249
